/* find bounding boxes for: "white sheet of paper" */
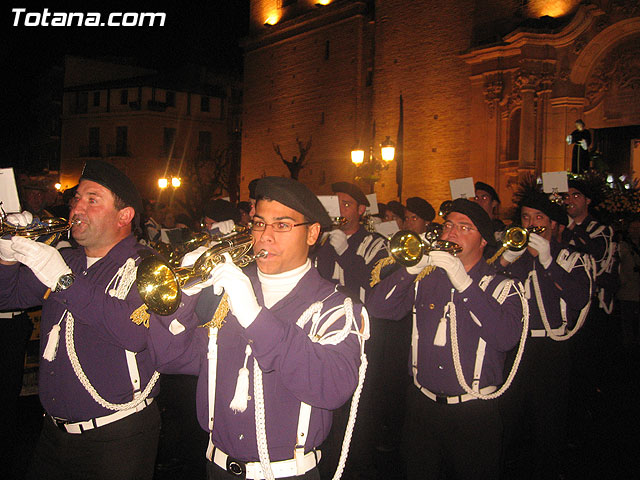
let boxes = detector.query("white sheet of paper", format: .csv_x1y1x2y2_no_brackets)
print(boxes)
365,193,379,215
450,177,475,200
542,172,568,193
0,168,22,214
317,195,341,218
375,220,400,239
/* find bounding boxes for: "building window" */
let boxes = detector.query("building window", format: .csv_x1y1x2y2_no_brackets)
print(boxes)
116,126,128,156
88,127,100,156
120,89,128,105
76,92,88,114
325,41,330,60
93,92,100,107
163,127,176,155
201,96,210,113
508,109,521,161
166,91,176,107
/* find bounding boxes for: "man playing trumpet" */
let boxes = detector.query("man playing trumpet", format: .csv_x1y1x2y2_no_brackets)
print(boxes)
498,190,592,479
367,199,527,480
148,177,369,480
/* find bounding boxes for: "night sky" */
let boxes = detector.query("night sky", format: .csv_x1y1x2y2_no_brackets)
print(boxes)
1,1,249,169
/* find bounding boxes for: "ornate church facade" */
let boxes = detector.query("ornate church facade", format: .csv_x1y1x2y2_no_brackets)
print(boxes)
241,0,640,212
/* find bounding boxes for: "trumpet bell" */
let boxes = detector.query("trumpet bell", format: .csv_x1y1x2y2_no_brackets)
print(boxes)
388,230,463,267
502,226,546,251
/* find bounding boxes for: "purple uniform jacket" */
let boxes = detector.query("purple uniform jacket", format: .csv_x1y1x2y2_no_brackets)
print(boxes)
0,235,167,421
501,240,592,331
367,259,524,396
314,226,387,303
149,264,364,462
562,214,617,308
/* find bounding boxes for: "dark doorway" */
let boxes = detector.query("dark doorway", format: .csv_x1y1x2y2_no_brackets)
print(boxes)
592,125,640,176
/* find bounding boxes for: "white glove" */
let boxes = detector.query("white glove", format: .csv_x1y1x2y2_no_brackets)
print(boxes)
429,250,472,292
501,248,526,264
579,139,588,150
210,261,261,328
6,211,33,227
11,236,72,289
211,220,235,235
180,246,210,268
566,134,572,145
182,275,216,296
406,254,432,275
329,229,348,256
528,233,552,269
0,239,17,262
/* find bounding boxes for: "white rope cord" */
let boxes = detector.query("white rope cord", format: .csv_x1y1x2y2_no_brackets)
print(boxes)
251,296,368,480
449,280,530,400
65,312,160,411
530,261,591,341
63,257,160,411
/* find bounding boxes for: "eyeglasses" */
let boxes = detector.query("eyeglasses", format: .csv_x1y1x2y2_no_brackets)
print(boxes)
442,221,477,234
251,220,313,233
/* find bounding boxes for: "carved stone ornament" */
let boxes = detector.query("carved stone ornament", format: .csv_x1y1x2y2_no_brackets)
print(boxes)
483,78,504,118
585,39,640,108
612,0,640,16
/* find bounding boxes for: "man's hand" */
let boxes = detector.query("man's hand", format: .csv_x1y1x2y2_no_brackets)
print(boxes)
0,238,18,263
11,236,72,289
501,248,526,265
6,211,33,227
180,246,210,268
528,233,552,269
329,229,349,256
210,262,261,328
406,254,432,275
210,220,235,235
429,251,472,292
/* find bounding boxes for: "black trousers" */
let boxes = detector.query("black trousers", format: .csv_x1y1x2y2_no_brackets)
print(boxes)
403,385,503,480
26,401,161,480
206,460,320,480
500,337,570,479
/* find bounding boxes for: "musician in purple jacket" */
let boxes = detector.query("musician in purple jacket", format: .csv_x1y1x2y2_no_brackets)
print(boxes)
499,190,592,479
367,199,526,480
0,160,174,480
149,177,369,480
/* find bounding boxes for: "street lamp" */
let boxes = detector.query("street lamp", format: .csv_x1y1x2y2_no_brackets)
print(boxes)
158,178,168,189
351,135,395,193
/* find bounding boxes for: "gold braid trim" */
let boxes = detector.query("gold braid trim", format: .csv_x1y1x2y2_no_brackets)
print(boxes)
130,304,150,328
486,245,508,265
415,265,436,282
370,256,396,287
200,293,230,331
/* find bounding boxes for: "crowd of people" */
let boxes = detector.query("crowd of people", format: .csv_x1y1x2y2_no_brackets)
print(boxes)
1,158,638,480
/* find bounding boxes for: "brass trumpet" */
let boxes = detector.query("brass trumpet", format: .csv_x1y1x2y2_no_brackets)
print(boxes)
0,212,75,245
136,230,267,316
501,226,546,251
389,230,462,267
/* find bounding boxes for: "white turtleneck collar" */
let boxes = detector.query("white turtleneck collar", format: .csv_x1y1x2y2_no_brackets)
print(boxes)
257,258,311,308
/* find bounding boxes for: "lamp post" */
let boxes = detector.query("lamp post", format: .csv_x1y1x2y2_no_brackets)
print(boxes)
351,136,395,193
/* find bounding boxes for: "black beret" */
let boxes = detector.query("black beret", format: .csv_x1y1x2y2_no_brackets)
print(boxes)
203,199,240,224
406,197,435,222
474,182,500,204
385,200,405,219
256,177,332,228
568,179,596,202
248,178,260,200
80,160,143,217
518,191,556,220
331,182,369,206
447,198,496,247
548,202,568,226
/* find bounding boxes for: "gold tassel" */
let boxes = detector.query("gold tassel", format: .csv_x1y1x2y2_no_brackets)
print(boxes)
200,293,230,330
370,256,396,287
486,245,507,265
130,304,150,328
